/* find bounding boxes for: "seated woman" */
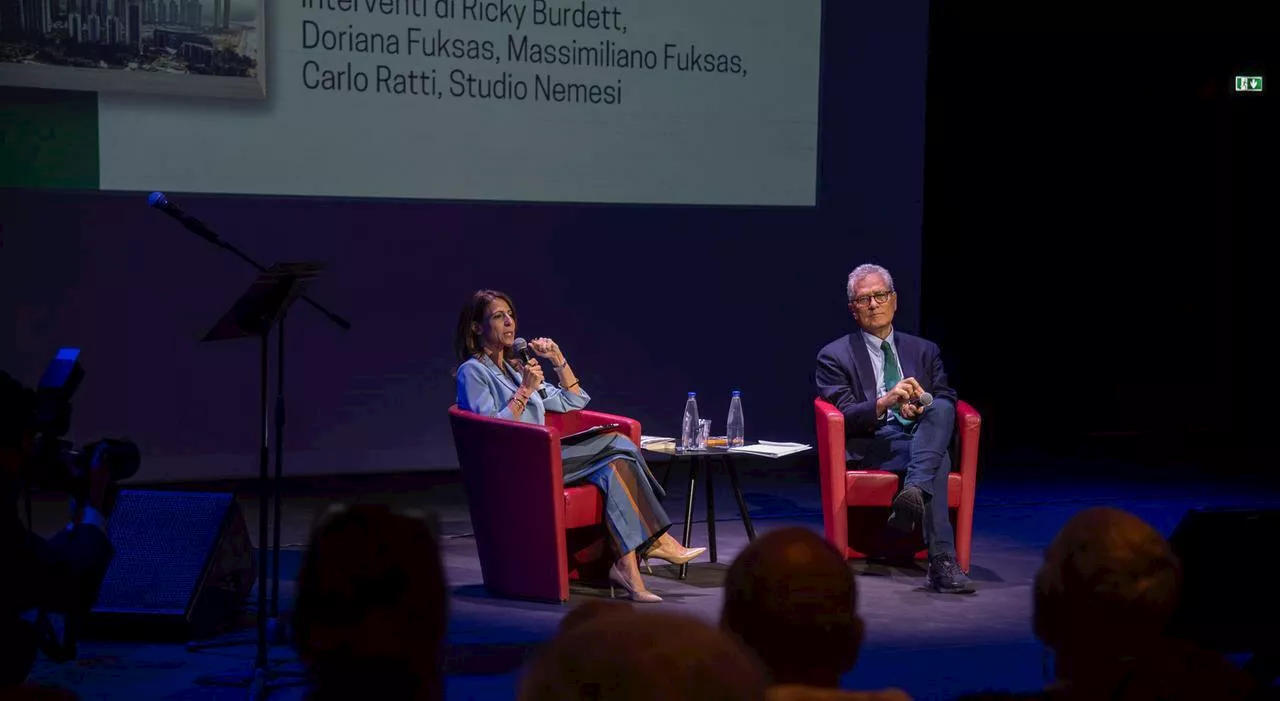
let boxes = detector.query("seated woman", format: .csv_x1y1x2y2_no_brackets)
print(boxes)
454,289,704,603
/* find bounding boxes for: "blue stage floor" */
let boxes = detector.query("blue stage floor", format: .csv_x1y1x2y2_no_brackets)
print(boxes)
21,450,1279,700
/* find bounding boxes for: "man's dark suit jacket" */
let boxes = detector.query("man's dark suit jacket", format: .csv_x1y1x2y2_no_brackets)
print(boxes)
814,329,957,465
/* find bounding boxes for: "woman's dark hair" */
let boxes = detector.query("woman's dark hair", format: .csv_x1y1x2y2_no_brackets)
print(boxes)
453,289,518,364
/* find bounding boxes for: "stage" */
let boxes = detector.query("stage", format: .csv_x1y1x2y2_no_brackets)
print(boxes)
20,446,1278,700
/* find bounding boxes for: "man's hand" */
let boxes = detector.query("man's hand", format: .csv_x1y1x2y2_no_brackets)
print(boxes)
876,386,910,417
897,377,926,399
899,401,923,420
876,378,926,417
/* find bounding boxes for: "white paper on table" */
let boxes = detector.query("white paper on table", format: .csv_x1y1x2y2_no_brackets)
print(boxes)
727,441,812,458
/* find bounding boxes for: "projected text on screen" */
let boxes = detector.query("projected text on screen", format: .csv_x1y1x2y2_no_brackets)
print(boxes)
98,0,822,206
297,0,745,103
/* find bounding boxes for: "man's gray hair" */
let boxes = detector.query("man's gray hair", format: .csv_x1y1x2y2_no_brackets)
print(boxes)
847,264,895,303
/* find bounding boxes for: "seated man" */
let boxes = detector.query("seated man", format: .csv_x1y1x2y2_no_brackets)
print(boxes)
814,264,971,593
721,526,911,701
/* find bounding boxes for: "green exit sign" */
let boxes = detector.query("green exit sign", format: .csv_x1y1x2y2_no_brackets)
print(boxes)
1235,75,1263,92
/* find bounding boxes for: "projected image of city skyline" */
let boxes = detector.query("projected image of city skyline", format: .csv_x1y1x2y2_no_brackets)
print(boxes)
0,0,266,99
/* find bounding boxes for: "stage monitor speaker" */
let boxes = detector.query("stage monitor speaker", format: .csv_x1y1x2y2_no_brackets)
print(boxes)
1167,506,1280,654
88,490,256,640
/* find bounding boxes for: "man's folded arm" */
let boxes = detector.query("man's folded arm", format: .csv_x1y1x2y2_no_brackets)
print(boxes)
815,351,880,433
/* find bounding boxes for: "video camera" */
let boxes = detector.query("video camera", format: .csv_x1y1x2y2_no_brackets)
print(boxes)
4,348,140,499
1,349,141,686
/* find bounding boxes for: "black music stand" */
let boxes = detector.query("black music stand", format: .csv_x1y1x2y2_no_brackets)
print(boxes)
199,262,323,700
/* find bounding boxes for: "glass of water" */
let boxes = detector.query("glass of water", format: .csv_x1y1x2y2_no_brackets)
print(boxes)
696,419,711,449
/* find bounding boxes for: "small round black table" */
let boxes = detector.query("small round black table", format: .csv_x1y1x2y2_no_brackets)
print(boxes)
640,443,757,579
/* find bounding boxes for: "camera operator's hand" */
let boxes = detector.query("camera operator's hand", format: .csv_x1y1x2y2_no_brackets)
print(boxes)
1,370,36,495
1,445,20,485
69,447,116,529
0,433,33,502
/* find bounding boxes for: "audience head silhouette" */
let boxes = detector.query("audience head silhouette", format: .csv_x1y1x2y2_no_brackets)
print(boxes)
519,611,769,701
1033,507,1180,670
557,599,636,635
292,504,448,701
721,526,863,688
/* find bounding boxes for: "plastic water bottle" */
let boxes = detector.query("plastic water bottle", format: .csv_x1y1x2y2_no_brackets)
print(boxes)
680,392,700,451
727,390,745,447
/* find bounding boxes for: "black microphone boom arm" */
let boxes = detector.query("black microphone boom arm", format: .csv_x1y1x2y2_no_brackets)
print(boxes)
148,192,352,330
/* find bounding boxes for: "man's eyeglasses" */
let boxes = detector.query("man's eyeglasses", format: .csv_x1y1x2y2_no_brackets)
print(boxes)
852,291,894,308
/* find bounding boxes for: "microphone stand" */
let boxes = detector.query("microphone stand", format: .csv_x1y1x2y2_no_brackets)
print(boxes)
164,208,351,701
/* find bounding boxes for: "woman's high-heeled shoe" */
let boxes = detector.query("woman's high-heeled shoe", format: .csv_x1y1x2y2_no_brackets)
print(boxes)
641,544,707,574
608,562,662,603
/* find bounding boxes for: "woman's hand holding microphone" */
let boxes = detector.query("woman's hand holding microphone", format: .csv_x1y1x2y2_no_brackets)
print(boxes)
520,358,545,396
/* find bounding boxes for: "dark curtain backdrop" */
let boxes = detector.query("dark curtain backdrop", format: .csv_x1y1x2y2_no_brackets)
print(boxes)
921,2,1262,473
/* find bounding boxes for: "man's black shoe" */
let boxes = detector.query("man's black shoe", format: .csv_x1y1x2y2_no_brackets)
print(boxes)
926,554,974,594
887,485,924,533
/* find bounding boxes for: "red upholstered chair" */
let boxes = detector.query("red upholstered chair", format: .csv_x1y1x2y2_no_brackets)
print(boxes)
447,405,642,603
813,397,981,573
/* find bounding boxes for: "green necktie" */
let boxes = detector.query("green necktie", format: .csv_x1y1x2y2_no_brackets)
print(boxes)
881,340,913,426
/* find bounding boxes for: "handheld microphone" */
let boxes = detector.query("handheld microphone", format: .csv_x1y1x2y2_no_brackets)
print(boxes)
148,192,222,246
512,338,548,399
908,391,934,408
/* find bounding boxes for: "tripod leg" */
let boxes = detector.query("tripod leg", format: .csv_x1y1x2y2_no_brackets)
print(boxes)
249,667,267,701
256,333,270,672
271,312,286,624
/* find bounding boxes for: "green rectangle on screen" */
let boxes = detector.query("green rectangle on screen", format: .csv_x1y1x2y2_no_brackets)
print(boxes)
0,87,99,190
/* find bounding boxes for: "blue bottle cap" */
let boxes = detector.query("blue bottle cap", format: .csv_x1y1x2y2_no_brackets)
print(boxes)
732,390,741,397
688,392,696,398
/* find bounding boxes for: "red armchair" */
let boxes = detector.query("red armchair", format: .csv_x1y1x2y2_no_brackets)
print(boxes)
447,405,642,603
814,397,981,573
